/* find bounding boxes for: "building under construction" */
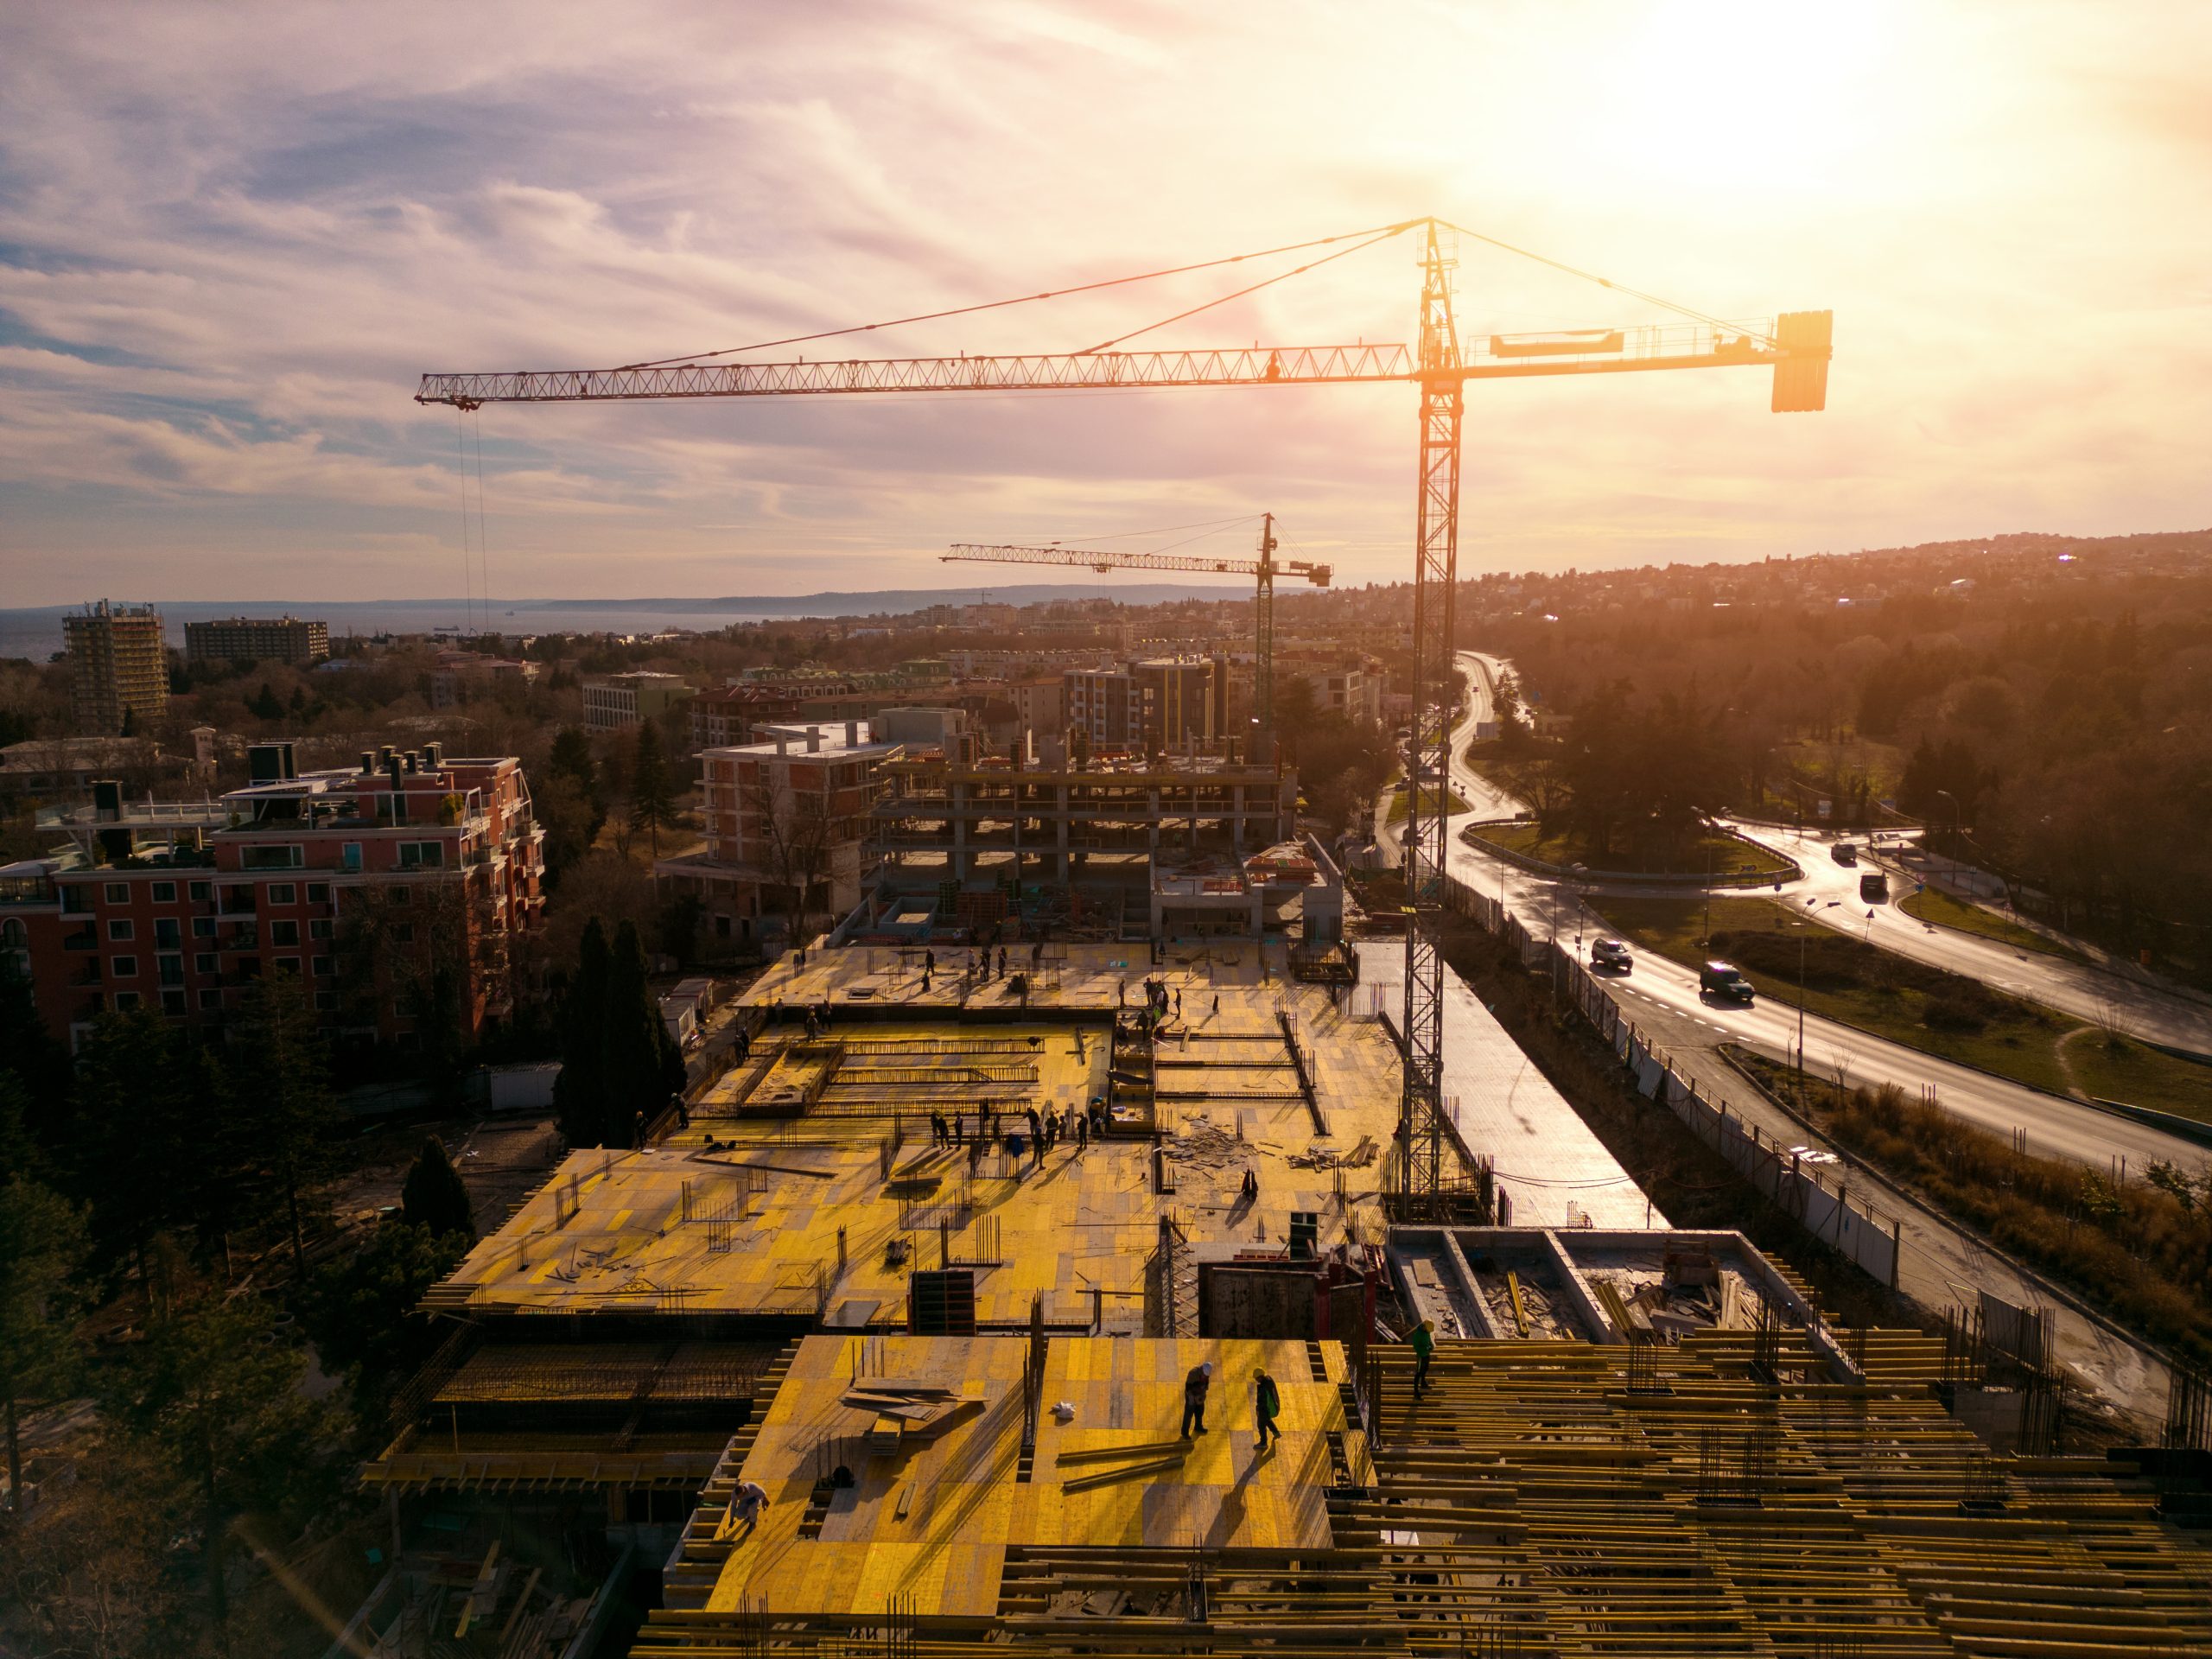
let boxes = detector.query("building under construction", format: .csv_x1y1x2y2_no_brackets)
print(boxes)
849,742,1336,944
347,943,2212,1659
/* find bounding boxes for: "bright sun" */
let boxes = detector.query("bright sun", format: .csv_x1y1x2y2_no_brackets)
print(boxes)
1582,1,1898,193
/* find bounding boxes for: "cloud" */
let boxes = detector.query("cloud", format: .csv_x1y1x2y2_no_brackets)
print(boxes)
1,1,2209,601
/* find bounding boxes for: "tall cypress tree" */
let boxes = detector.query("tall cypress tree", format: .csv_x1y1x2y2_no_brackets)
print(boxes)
554,918,612,1147
629,715,677,857
602,920,685,1147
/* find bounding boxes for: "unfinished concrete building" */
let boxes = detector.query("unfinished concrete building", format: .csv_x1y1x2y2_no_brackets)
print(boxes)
346,944,2212,1659
854,744,1323,944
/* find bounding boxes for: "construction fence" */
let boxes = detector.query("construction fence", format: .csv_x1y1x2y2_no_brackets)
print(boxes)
1440,870,1903,1286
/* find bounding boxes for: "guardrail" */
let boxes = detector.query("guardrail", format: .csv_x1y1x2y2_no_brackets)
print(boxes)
1439,867,1900,1285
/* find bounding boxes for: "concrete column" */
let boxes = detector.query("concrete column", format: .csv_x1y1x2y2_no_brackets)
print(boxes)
1056,785,1071,881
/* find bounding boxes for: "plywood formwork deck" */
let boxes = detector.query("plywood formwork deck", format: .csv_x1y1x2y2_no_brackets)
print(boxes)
637,1333,2212,1659
435,989,1422,1325
685,1335,1351,1625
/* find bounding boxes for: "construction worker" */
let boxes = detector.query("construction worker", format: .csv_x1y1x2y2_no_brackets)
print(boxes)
730,1478,771,1537
1409,1318,1435,1399
1179,1360,1213,1438
1254,1367,1282,1451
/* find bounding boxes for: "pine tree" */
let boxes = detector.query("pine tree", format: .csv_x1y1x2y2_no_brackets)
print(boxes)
602,919,684,1147
401,1135,476,1240
629,715,677,857
226,974,340,1281
554,918,613,1147
1,1176,89,1520
251,682,283,721
111,1292,345,1635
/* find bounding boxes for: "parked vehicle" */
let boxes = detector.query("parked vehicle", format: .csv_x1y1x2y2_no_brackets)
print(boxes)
1859,870,1889,903
1699,960,1756,1002
1590,938,1633,974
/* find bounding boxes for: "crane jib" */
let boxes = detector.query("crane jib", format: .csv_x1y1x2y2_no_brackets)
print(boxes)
414,321,1821,406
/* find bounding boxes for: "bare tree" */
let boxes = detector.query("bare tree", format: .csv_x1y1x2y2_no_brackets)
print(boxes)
743,769,831,938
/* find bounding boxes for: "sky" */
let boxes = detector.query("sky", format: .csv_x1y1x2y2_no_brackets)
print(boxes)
3,0,2209,605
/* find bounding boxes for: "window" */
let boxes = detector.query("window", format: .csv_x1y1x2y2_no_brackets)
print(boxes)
189,880,211,902
152,880,176,903
398,842,445,870
61,886,92,914
199,987,223,1011
392,923,415,944
110,956,137,977
220,885,256,913
389,887,411,906
307,882,330,903
308,918,333,940
157,954,184,986
155,918,181,949
341,842,362,873
105,882,129,904
107,918,134,942
111,990,140,1012
315,991,340,1013
270,920,300,946
241,844,302,870
161,988,188,1015
235,957,261,981
311,956,334,978
192,916,215,938
195,953,218,975
276,957,302,977
269,883,296,906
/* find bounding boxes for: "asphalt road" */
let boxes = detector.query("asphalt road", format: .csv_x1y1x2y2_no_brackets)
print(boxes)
1436,652,2207,1173
1440,653,2177,1427
1751,820,2212,1059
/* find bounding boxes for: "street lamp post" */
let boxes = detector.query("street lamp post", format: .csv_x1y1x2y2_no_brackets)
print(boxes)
1691,804,1715,946
1934,788,1958,891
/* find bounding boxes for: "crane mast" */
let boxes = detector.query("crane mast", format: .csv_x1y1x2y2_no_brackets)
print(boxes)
416,218,1831,1222
942,513,1331,756
1403,222,1464,1217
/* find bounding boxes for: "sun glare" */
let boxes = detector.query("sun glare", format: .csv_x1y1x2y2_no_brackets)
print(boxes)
1582,1,1898,193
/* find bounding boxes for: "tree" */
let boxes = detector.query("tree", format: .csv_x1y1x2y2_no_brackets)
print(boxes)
554,918,613,1147
549,723,598,804
601,920,684,1148
629,715,677,857
535,769,599,887
0,1178,88,1520
300,1221,468,1427
741,766,830,936
226,975,340,1281
400,1135,475,1240
250,682,283,721
68,1011,199,1305
109,1292,345,1637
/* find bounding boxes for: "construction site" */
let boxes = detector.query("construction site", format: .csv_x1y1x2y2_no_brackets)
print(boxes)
344,943,2212,1659
359,219,2212,1658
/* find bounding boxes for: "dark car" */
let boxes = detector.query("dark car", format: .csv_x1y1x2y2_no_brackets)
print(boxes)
1859,870,1889,903
1699,960,1755,1002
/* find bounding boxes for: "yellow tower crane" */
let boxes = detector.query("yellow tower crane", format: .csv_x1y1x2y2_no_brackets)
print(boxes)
416,215,1831,1219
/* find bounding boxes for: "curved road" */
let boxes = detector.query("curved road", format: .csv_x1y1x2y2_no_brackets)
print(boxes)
1442,652,2208,1173
1443,652,2180,1426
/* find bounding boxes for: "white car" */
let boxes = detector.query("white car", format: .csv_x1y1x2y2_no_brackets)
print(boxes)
1590,938,1632,974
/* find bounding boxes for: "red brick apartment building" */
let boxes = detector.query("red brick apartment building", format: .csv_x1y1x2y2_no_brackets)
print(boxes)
0,741,543,1052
